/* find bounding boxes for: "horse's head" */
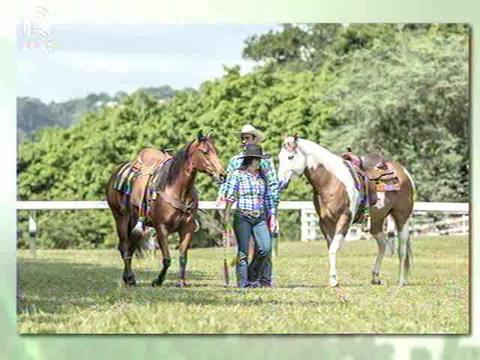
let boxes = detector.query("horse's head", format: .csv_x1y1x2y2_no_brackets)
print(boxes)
277,134,307,191
188,131,226,184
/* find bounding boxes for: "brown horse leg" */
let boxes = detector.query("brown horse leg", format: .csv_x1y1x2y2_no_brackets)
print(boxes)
151,225,171,287
314,195,333,249
370,218,387,285
115,214,137,286
391,211,412,286
177,223,195,287
327,214,350,287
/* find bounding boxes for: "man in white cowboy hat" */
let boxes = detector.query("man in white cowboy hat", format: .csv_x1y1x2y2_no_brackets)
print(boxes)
218,124,279,287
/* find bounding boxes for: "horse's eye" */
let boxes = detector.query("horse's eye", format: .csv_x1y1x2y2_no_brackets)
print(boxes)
288,154,294,160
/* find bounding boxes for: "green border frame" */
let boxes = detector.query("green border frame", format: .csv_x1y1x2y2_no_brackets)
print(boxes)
2,0,479,358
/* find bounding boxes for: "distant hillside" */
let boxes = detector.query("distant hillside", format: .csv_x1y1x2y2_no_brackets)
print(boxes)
17,85,181,142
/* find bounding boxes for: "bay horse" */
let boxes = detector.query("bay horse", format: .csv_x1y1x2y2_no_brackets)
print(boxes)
106,132,226,287
277,135,415,287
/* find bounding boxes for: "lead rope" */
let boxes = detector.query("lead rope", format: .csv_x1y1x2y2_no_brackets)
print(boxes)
222,230,230,286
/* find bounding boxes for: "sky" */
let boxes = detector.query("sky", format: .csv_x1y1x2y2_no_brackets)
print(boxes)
17,24,277,102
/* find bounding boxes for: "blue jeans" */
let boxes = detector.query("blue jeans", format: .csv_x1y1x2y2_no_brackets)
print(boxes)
233,212,272,288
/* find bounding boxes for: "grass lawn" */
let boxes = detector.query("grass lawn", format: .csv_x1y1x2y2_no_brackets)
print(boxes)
17,235,469,334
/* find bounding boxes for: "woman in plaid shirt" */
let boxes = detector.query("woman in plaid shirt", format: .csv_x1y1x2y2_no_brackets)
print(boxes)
222,144,275,288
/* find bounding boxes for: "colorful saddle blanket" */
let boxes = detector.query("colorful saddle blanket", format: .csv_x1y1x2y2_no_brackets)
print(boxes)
113,148,173,218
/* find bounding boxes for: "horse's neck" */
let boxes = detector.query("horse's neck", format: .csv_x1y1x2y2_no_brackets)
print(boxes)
299,139,351,195
169,168,196,200
299,139,342,174
300,139,361,218
163,156,197,200
304,165,335,193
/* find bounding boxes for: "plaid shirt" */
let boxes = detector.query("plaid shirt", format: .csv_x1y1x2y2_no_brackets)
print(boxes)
219,153,280,207
222,169,277,216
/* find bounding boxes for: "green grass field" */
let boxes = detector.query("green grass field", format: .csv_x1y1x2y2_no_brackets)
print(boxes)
17,235,469,334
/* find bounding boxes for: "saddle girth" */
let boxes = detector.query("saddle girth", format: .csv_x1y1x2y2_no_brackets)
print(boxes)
158,191,195,214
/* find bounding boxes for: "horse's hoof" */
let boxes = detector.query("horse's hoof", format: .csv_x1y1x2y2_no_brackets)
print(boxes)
398,280,407,287
151,278,163,287
122,273,136,286
329,278,339,288
176,281,190,288
371,279,385,286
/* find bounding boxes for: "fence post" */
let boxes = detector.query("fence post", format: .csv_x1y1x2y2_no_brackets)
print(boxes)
28,210,37,257
462,214,468,235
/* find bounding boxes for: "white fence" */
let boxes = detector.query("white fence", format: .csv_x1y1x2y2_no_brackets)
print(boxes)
17,201,469,243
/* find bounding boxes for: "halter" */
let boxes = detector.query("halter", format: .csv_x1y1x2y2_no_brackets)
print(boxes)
285,140,298,154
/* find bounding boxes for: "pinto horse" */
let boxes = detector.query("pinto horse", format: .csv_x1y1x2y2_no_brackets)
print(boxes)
277,136,415,287
106,132,226,287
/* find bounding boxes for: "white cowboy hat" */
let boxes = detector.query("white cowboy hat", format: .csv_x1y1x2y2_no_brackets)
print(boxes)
240,124,264,142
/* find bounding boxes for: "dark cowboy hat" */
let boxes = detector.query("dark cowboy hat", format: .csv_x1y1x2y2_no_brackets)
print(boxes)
239,144,271,159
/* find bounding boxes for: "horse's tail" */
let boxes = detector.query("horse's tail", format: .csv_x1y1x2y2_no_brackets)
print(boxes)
131,227,147,254
132,227,157,257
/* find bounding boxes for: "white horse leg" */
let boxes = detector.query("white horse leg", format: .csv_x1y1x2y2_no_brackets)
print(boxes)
397,223,411,286
371,233,387,285
385,215,396,256
328,233,345,287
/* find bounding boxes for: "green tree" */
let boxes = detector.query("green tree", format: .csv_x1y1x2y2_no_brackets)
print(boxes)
323,30,469,201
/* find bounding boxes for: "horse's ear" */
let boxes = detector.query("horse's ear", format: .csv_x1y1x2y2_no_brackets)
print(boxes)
197,130,205,141
293,133,299,144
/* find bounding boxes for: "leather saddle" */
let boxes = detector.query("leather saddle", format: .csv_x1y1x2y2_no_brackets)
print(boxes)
342,149,400,208
130,148,172,211
359,154,397,181
114,148,172,217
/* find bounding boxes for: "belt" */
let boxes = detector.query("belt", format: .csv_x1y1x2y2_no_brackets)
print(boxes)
236,209,264,218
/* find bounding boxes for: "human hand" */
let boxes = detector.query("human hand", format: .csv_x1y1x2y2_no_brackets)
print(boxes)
268,215,278,233
216,195,226,207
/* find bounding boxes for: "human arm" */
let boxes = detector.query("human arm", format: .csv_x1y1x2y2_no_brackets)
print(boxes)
218,155,242,201
220,170,239,231
262,157,280,232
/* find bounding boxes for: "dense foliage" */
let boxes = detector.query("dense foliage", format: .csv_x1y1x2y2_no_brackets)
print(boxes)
17,24,469,249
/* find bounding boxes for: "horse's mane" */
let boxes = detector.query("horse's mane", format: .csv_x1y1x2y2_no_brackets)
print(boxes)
154,143,192,190
292,137,347,175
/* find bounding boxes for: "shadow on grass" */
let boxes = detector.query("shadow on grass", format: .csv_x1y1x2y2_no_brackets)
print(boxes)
18,257,341,316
